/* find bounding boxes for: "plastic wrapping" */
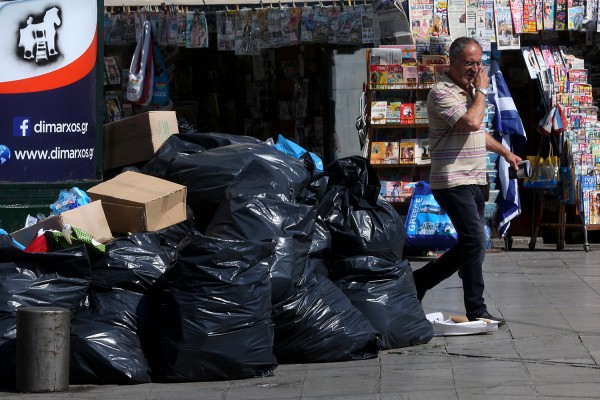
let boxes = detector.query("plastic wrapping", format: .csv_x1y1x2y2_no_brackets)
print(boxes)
70,289,153,384
141,132,266,179
207,194,317,303
142,139,311,232
153,232,277,382
91,232,173,293
0,235,91,387
318,157,405,274
334,256,434,349
272,261,379,364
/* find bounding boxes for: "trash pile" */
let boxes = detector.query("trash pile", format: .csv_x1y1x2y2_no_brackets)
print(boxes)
0,131,433,387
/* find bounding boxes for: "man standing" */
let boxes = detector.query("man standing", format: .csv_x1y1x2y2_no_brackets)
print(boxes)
412,37,521,325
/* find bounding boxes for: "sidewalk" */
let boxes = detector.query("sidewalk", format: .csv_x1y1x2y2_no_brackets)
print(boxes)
2,241,599,399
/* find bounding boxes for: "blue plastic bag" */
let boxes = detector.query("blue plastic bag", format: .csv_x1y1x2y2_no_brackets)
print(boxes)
273,134,324,172
404,181,458,251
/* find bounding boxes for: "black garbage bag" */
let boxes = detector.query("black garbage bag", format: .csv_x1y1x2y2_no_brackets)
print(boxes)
207,193,318,303
153,232,277,382
142,142,311,232
154,206,196,258
0,235,91,388
70,288,153,384
333,256,434,349
141,132,266,179
324,156,381,207
91,233,171,293
272,261,379,364
318,157,405,269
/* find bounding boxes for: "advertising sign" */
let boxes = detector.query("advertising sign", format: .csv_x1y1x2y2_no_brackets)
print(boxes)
0,0,98,183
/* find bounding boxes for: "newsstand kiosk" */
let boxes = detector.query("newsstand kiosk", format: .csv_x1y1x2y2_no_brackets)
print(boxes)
0,0,104,232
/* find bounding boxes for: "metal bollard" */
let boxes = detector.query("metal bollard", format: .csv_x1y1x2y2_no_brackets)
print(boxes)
16,307,70,393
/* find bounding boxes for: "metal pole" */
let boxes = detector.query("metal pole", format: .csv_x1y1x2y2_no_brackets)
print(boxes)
16,307,70,393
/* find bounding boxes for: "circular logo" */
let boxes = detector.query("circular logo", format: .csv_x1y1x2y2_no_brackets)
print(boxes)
0,145,11,165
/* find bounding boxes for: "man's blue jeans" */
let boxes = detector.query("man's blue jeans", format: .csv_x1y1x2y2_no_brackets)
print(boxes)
412,184,487,319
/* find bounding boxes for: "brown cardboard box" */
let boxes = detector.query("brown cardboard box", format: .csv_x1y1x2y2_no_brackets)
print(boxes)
87,171,187,234
11,200,113,247
103,111,178,170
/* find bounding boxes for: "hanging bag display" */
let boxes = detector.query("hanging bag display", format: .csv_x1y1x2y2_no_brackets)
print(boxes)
127,20,153,104
151,43,170,106
524,136,559,190
404,181,458,251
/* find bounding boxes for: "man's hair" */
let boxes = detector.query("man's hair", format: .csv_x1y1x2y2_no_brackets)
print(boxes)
449,37,482,59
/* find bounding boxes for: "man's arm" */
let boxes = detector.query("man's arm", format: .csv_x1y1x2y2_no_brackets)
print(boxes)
485,132,521,170
453,90,487,131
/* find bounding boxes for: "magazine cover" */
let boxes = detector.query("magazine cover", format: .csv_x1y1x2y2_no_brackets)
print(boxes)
432,0,450,36
542,0,555,29
466,0,478,37
400,141,417,163
338,7,360,44
384,142,400,164
371,101,388,124
510,0,524,33
422,54,449,65
268,8,283,48
386,181,403,200
289,7,302,45
370,141,387,164
555,0,568,29
495,1,521,50
447,0,467,39
434,64,451,81
300,6,316,42
361,5,375,43
387,100,402,123
567,0,585,30
370,65,388,88
476,0,496,40
403,65,418,85
409,0,435,39
216,11,236,51
418,64,435,85
522,0,538,32
235,9,258,55
104,56,121,85
387,65,404,88
522,47,541,79
415,100,429,122
326,5,341,44
400,103,416,124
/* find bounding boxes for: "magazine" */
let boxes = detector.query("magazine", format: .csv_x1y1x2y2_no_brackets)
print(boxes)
384,142,400,164
522,0,538,32
409,0,435,40
432,0,450,36
370,141,387,164
510,0,524,33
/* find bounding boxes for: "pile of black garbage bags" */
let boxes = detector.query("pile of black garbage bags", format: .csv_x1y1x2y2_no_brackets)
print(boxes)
0,131,433,387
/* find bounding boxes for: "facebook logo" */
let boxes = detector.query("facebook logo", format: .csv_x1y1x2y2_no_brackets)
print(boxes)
13,117,31,137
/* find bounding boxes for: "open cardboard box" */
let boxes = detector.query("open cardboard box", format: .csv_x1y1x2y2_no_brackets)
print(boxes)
87,171,187,234
103,111,179,170
10,200,113,247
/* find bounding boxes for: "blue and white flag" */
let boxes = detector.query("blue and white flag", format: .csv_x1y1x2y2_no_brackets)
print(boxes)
489,61,527,238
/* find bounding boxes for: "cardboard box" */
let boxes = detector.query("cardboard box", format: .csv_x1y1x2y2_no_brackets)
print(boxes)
11,200,113,247
87,171,187,234
103,111,179,170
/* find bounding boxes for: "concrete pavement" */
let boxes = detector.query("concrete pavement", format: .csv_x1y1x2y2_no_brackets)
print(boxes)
2,240,599,399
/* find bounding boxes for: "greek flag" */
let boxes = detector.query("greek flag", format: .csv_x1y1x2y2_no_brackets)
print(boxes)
489,61,527,238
